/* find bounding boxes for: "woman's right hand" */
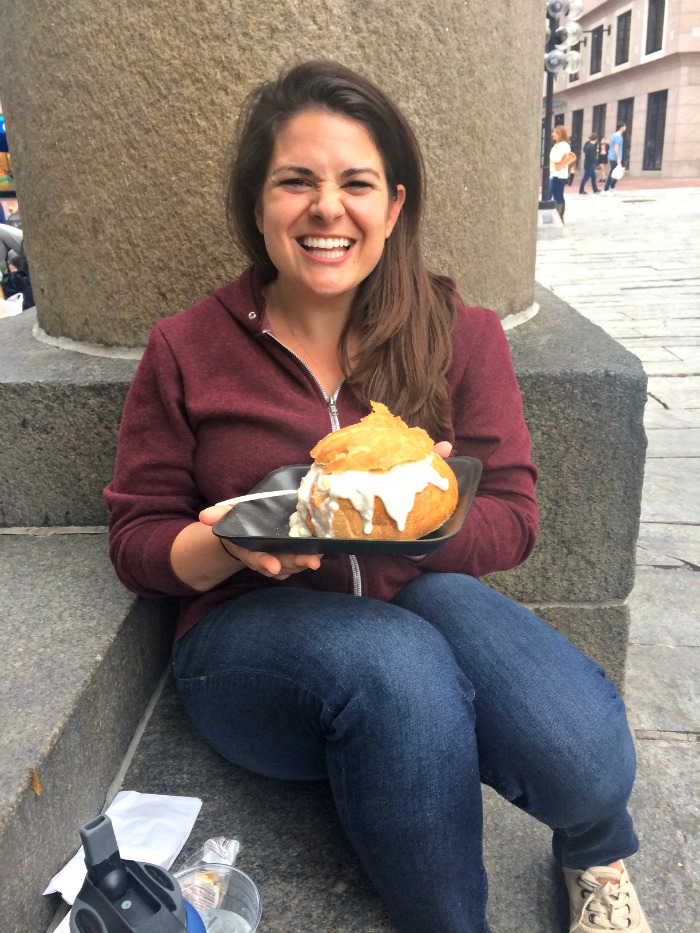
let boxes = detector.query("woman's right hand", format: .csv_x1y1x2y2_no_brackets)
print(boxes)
199,504,322,580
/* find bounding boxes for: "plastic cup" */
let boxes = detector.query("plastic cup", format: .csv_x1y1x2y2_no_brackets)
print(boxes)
175,864,262,933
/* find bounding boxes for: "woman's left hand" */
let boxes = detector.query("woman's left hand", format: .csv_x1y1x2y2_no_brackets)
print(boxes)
433,441,453,459
408,440,453,562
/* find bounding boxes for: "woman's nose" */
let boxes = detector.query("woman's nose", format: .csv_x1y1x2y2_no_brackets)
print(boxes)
309,184,345,222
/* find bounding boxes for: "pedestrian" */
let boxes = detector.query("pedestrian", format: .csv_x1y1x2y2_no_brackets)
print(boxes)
597,137,609,185
579,132,600,194
604,123,627,194
105,59,650,933
549,125,576,223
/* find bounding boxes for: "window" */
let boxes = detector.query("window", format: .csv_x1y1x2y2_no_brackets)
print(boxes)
571,110,584,158
616,11,632,65
554,114,565,127
643,90,667,169
590,26,604,74
592,104,607,142
645,0,665,55
617,99,634,169
569,42,581,83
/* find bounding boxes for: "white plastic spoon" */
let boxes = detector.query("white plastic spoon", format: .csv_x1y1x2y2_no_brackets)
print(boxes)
215,489,297,507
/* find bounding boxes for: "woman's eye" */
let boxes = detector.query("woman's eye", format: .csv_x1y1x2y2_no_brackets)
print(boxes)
281,178,311,189
344,180,372,191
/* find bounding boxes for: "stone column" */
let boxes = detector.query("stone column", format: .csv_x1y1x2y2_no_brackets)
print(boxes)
0,0,543,346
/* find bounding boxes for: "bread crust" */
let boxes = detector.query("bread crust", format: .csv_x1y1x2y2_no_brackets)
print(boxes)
311,401,434,473
306,452,458,540
296,403,459,540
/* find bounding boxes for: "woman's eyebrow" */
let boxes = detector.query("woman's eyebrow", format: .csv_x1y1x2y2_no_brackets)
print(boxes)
269,165,315,177
340,167,381,179
268,165,381,180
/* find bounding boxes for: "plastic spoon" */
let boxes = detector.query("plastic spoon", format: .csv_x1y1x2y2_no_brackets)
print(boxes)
215,489,297,507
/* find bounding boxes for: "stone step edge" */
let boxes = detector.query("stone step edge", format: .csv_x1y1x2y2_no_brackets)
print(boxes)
0,588,175,933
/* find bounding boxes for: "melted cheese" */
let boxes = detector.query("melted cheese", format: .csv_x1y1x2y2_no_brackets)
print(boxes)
288,456,449,538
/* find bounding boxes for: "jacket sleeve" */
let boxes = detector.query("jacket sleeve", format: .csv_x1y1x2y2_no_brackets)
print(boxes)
104,324,203,599
417,307,539,577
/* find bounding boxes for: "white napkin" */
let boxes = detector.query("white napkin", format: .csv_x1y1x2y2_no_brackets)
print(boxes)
45,790,202,929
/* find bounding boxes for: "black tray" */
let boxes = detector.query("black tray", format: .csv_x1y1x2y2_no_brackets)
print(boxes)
213,456,483,556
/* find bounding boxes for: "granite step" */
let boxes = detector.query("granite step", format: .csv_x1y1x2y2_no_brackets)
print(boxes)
0,531,174,933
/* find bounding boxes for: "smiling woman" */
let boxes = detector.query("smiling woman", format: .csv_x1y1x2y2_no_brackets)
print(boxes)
105,59,649,933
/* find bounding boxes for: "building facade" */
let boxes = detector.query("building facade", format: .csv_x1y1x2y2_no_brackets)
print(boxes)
546,0,700,178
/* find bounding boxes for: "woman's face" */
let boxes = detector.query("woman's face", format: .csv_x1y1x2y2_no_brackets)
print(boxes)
255,109,405,306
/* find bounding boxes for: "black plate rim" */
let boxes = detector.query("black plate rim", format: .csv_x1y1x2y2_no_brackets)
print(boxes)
213,456,482,556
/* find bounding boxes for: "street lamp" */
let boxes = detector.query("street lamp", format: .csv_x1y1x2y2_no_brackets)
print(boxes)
540,0,583,211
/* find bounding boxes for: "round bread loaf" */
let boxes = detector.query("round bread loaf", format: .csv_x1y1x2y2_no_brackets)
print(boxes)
290,402,458,540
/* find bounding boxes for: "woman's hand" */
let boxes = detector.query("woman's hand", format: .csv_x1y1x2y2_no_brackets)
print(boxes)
220,539,322,580
199,504,322,580
433,440,453,459
408,440,453,563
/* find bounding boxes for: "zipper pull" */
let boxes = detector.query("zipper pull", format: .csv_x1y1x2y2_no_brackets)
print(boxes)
327,394,341,432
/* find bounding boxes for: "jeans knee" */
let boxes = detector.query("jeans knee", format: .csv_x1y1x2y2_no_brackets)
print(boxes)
330,626,476,747
550,708,636,827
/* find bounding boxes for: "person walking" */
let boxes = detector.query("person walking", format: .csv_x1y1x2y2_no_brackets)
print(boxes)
579,133,600,194
549,125,576,223
604,124,626,194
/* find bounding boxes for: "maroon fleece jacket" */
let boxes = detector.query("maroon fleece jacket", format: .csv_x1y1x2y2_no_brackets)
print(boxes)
104,267,538,642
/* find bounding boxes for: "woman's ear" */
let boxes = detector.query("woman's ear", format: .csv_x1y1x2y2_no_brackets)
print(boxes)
255,201,264,235
385,184,406,238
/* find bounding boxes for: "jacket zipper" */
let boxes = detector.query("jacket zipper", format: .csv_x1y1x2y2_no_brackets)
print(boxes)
266,334,363,597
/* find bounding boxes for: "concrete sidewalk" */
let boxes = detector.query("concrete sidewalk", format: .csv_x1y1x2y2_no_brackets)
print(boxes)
535,184,700,931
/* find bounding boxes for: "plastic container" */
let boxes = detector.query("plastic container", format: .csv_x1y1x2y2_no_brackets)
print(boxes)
175,864,262,933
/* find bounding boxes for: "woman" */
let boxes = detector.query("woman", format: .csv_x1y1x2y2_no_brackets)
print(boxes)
549,125,575,223
105,61,650,933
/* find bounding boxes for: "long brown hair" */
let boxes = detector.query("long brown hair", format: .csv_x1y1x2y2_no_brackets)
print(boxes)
225,60,456,437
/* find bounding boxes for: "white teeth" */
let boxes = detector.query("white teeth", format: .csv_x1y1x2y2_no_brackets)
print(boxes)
301,237,352,249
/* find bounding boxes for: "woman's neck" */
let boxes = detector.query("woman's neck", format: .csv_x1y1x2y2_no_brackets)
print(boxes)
263,280,353,343
262,280,358,396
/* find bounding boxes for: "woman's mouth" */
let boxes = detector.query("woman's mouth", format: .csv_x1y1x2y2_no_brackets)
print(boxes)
298,236,353,259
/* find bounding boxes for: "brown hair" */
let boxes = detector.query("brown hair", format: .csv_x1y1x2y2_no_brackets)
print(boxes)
225,60,456,437
552,125,570,143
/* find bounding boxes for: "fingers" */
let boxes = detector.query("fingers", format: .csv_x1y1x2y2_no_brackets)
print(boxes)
243,549,322,580
199,504,231,526
433,440,453,459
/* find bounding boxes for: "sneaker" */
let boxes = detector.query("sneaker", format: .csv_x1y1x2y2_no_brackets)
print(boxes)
563,864,651,932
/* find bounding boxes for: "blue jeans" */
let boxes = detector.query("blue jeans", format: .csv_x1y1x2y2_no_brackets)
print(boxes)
550,176,566,205
579,166,599,193
173,574,639,933
605,161,620,191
